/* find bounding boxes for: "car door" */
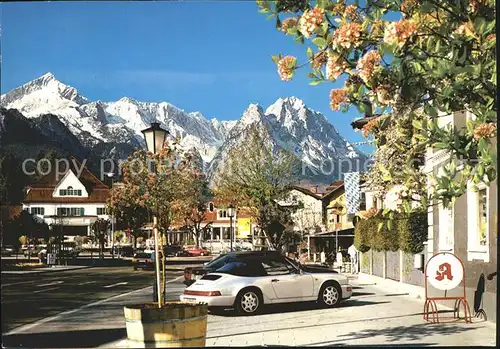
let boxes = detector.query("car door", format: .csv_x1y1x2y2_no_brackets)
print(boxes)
261,256,314,300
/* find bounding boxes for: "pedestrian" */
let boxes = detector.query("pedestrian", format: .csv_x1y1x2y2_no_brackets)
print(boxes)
348,244,358,274
320,250,326,265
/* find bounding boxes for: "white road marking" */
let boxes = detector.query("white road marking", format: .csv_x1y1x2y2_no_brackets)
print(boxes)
2,280,37,288
33,287,60,294
103,282,128,288
4,275,183,336
37,281,63,287
78,281,97,286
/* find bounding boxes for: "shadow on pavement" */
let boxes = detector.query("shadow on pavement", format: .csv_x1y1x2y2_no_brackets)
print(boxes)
2,328,125,348
206,311,458,340
212,299,391,317
307,342,438,346
334,322,480,344
352,291,377,297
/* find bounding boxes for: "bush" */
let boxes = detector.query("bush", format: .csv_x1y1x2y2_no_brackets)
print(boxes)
354,218,373,252
398,211,428,254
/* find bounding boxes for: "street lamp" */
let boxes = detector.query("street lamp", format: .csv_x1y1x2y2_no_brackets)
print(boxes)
228,204,235,252
107,172,115,258
141,122,169,309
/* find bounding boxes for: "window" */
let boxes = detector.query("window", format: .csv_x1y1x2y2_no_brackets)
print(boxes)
216,261,267,277
57,207,85,216
218,210,227,219
208,202,214,212
478,189,487,246
97,207,106,215
30,207,45,215
59,187,82,196
360,193,367,211
467,183,489,261
438,203,454,251
261,258,294,276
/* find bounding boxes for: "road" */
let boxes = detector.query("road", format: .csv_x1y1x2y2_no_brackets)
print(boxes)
1,266,184,334
2,275,496,348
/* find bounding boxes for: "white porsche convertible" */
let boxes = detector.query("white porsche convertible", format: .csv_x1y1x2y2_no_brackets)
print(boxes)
180,252,352,315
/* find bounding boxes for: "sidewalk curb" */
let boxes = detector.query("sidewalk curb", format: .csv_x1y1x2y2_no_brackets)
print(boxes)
357,272,425,299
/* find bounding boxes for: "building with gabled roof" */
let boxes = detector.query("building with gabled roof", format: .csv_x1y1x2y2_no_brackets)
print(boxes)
22,157,113,241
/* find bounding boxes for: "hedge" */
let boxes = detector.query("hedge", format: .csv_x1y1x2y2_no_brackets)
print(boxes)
354,211,428,253
398,211,428,254
354,217,373,252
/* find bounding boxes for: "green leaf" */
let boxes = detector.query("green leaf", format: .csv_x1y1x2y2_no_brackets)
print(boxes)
412,120,423,130
306,47,313,59
387,219,393,231
309,80,322,86
271,55,281,64
434,142,449,150
378,222,384,232
312,37,327,49
258,9,270,14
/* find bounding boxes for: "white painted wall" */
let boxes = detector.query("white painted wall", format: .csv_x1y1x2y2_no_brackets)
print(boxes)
282,189,323,233
52,170,89,197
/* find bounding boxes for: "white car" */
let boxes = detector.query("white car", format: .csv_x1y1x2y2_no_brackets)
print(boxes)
180,252,352,315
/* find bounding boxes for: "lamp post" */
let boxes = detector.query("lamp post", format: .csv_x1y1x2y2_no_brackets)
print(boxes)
107,172,115,258
141,122,169,309
228,204,235,252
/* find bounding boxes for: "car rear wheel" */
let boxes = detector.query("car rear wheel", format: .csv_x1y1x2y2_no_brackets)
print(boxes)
319,282,342,308
235,288,262,315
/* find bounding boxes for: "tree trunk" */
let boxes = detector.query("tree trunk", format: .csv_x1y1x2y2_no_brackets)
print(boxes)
99,235,105,260
193,232,199,248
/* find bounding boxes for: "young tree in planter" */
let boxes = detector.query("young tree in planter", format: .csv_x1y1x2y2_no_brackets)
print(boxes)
257,0,496,211
214,126,301,250
91,218,111,259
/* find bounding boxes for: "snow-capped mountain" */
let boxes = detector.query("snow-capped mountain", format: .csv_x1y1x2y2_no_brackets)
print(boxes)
1,73,367,184
207,97,368,185
1,73,235,163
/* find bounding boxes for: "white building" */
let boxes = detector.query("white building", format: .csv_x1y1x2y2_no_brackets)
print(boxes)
22,157,113,243
280,186,324,236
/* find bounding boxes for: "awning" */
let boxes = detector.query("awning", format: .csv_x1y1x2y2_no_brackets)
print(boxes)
306,228,354,238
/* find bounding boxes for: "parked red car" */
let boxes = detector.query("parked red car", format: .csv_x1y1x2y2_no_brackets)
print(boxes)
184,245,210,256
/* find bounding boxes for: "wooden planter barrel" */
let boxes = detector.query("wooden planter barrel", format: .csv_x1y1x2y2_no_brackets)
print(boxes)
123,302,208,348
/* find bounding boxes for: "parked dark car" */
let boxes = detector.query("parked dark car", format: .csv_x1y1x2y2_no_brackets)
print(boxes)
183,250,338,286
164,245,189,257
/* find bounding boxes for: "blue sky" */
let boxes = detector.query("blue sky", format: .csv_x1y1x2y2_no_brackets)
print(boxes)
2,1,373,154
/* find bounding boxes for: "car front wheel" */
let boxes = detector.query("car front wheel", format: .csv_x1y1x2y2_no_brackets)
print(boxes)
235,288,262,315
319,282,342,308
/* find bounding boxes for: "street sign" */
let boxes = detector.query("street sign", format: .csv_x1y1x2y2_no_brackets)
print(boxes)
426,252,464,291
47,253,56,265
423,252,471,323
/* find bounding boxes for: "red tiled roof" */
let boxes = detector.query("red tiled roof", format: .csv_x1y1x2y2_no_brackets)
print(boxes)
24,188,109,203
322,180,345,199
24,157,110,204
291,186,323,200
